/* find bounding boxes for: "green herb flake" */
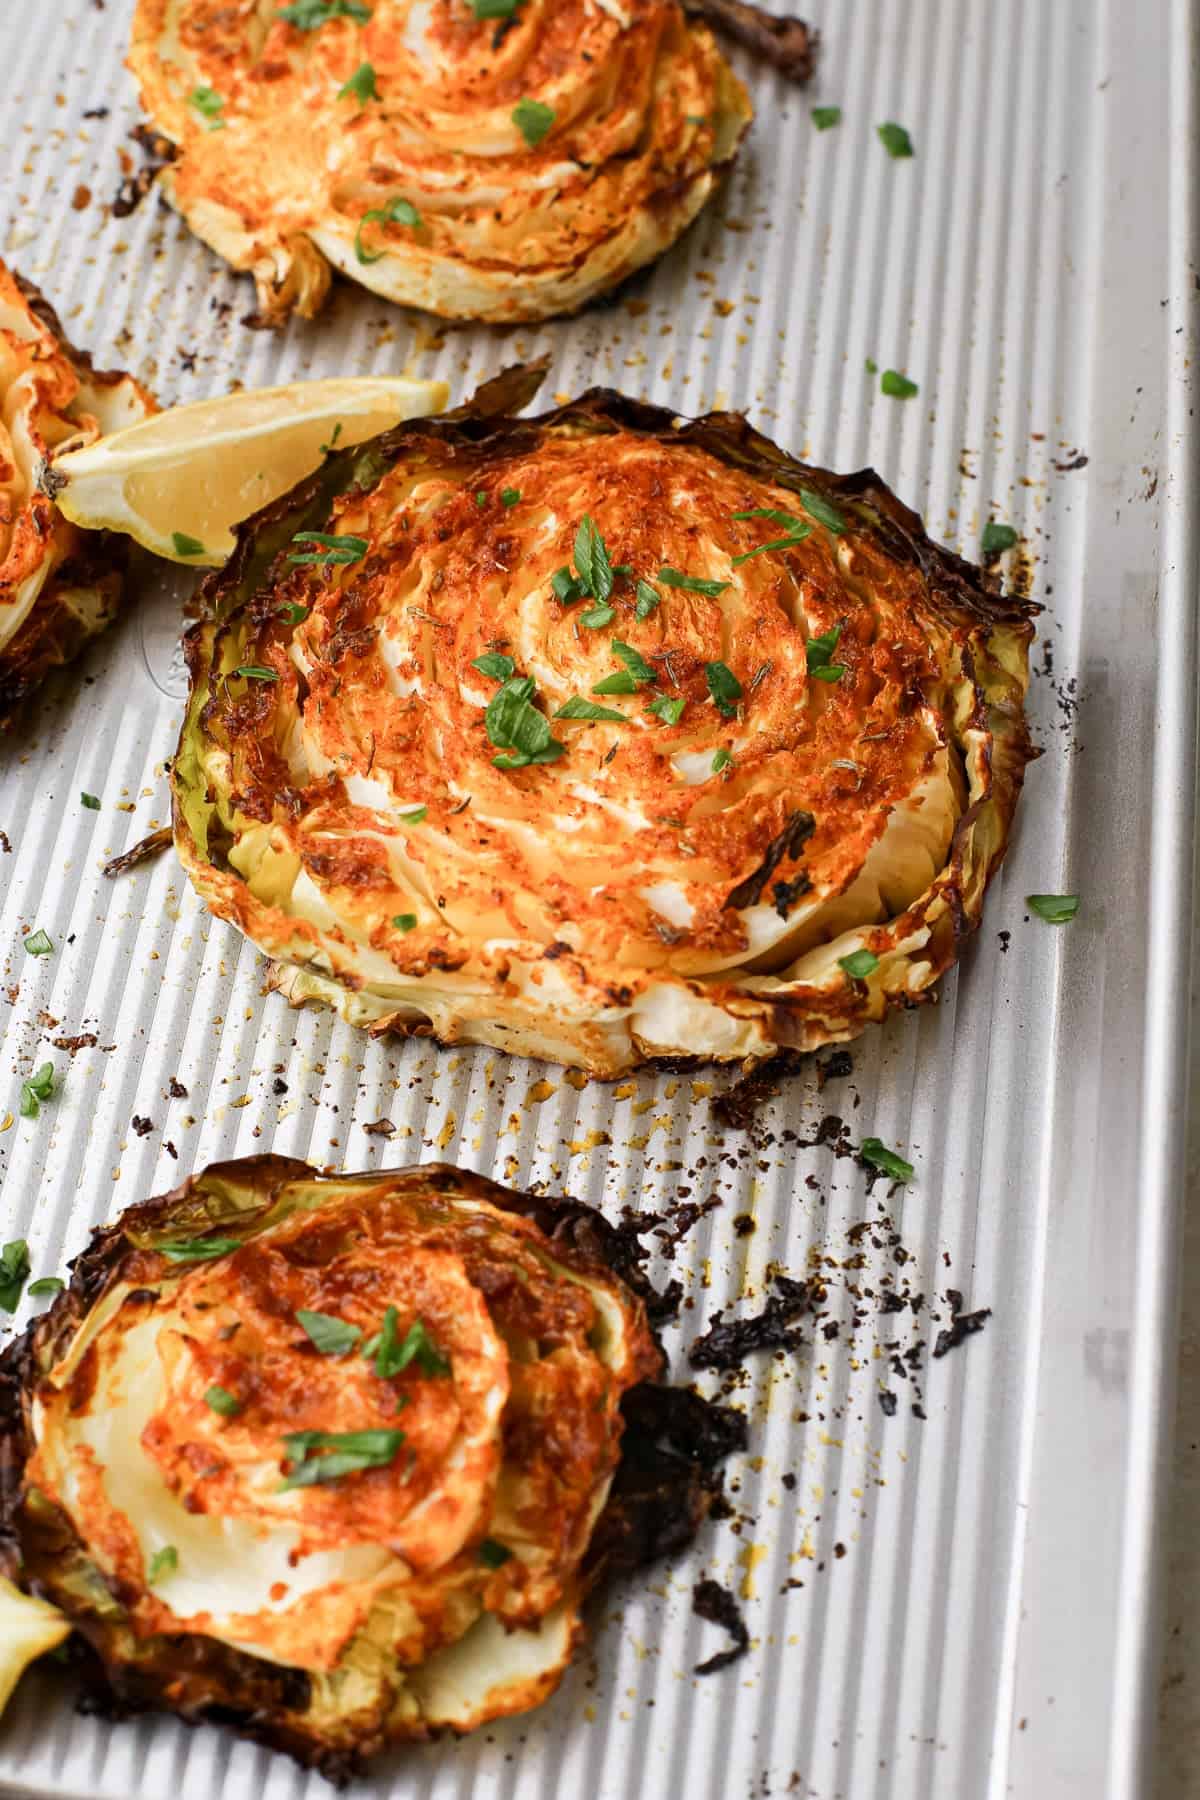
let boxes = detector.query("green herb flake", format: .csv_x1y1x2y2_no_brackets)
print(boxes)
18,1063,56,1120
880,369,919,399
147,1545,179,1585
204,1384,242,1418
500,487,521,507
296,1309,363,1356
365,1306,451,1379
658,565,729,596
480,1538,514,1568
647,693,686,726
555,697,629,723
472,0,520,15
512,97,555,147
277,0,370,26
485,674,564,770
732,530,811,566
812,105,842,130
859,1137,914,1184
711,747,734,774
354,196,422,264
27,1276,64,1298
839,948,880,979
981,521,1018,556
392,913,418,931
1026,893,1080,924
592,670,637,696
551,566,584,606
573,515,614,603
287,530,369,564
279,1427,406,1490
809,664,846,684
611,640,656,684
579,601,616,629
233,664,278,682
171,531,208,558
0,1240,30,1313
731,507,807,531
188,85,225,128
22,929,53,957
865,357,878,374
806,622,846,684
798,487,847,535
318,422,344,455
634,579,661,619
158,1235,244,1263
475,490,488,508
877,121,914,159
705,661,743,717
472,652,516,681
279,601,310,623
338,60,378,103
80,792,101,810
399,805,428,824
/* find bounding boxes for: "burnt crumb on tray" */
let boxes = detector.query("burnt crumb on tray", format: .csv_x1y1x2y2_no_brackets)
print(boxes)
692,1577,751,1675
103,827,172,879
112,123,176,219
687,1273,812,1371
712,1051,804,1130
682,0,818,84
931,1290,992,1359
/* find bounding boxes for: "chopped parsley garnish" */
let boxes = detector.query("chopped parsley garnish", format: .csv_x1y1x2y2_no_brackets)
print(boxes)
171,531,207,558
296,1309,363,1356
798,488,847,534
731,507,807,531
859,1138,914,1184
279,1427,406,1490
812,105,842,130
479,1538,514,1568
485,674,564,769
472,652,516,681
551,566,584,606
705,661,742,717
1026,893,1080,924
22,929,53,957
27,1276,64,1298
188,85,225,128
634,580,661,619
611,640,656,684
592,670,637,696
500,487,521,507
658,565,729,596
475,491,488,508
555,697,629,722
579,600,616,629
364,1306,451,1379
392,913,417,931
338,61,378,103
232,665,278,682
512,97,555,147
865,357,878,374
399,805,428,824
711,747,734,774
158,1235,243,1263
147,1545,178,1585
204,1384,242,1417
981,521,1018,555
880,369,919,399
877,121,914,158
839,948,879,979
18,1063,56,1120
573,515,614,603
732,528,811,566
648,694,685,726
472,0,520,14
80,792,101,809
287,530,369,564
277,0,370,26
806,622,845,683
0,1241,30,1313
354,196,422,264
278,601,310,623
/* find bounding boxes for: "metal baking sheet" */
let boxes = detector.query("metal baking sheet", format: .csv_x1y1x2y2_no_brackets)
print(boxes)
0,2,1195,1797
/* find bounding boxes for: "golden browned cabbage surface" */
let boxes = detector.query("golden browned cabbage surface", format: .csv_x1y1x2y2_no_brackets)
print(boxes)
172,369,1037,1076
128,0,751,324
0,265,154,723
0,1157,732,1778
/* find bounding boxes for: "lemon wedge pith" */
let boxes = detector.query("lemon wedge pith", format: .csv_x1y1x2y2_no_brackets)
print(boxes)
51,375,449,565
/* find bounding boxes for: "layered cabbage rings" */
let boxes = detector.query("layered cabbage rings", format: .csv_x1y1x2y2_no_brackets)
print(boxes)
0,1158,729,1777
0,264,153,722
173,366,1036,1077
128,0,751,325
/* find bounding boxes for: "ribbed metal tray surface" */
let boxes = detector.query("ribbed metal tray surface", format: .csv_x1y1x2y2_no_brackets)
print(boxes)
0,3,1196,1798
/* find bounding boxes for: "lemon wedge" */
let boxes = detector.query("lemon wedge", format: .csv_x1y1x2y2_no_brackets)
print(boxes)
50,375,449,565
0,1577,70,1715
